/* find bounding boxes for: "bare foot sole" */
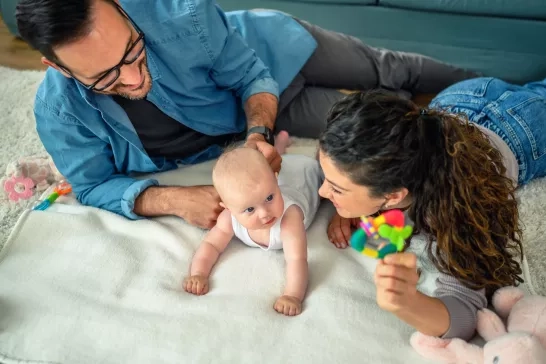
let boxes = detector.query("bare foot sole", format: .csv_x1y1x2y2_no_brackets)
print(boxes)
274,130,292,155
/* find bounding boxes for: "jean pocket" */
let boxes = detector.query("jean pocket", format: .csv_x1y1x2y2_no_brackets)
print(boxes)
507,96,546,160
437,77,494,98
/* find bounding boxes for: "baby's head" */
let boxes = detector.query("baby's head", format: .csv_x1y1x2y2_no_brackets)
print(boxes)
213,147,284,230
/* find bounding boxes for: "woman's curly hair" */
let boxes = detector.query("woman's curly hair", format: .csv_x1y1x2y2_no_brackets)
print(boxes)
319,90,523,295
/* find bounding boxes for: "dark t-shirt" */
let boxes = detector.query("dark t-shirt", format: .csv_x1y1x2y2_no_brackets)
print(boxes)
113,96,241,160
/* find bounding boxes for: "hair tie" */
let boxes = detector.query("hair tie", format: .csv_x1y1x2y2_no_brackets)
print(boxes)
420,108,428,115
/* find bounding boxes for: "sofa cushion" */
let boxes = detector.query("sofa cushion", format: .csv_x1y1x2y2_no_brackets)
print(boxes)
0,0,21,37
218,0,546,84
379,0,546,20
277,0,376,5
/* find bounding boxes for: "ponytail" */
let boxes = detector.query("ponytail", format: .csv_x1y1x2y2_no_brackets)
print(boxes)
320,90,523,292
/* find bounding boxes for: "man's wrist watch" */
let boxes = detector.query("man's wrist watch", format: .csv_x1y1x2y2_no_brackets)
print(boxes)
246,126,275,146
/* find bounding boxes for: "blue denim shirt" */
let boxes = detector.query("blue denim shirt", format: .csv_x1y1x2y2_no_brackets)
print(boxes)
34,1,317,219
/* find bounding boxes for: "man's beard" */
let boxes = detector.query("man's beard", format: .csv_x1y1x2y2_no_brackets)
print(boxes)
113,58,152,100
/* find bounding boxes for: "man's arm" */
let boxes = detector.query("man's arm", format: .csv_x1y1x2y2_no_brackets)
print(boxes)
36,100,222,228
197,2,280,135
36,101,157,220
133,185,222,228
201,2,279,105
244,93,278,135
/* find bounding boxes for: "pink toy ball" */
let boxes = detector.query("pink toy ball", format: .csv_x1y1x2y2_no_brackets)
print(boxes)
3,176,35,202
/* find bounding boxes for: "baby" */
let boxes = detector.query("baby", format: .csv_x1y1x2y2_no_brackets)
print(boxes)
183,140,322,316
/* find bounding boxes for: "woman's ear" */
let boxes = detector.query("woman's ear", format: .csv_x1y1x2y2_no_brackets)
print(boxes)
385,188,409,208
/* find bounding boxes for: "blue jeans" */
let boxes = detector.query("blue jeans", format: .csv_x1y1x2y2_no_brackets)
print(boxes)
430,77,546,185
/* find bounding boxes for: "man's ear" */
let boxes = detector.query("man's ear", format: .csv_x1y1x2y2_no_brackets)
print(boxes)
41,57,72,78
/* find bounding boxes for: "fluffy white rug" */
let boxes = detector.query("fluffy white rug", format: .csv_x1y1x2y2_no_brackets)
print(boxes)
0,66,49,247
0,65,545,296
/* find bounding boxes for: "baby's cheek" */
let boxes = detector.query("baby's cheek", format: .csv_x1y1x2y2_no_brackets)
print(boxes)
274,200,284,215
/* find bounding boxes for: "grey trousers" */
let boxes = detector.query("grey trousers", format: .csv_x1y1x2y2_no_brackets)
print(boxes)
276,19,480,139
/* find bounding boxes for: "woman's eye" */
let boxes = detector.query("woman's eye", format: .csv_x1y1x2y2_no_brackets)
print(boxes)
245,207,255,213
330,186,342,194
266,194,274,202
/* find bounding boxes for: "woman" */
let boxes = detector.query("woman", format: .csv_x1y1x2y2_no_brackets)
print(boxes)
317,77,546,340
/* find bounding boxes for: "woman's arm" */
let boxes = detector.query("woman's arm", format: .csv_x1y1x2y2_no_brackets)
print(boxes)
375,253,487,340
392,292,450,337
434,273,487,340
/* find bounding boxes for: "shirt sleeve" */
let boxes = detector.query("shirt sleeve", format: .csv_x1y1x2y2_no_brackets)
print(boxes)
433,273,488,341
195,0,279,102
35,98,158,220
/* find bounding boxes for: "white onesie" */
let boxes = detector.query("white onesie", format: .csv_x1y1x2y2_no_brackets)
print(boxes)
231,154,323,251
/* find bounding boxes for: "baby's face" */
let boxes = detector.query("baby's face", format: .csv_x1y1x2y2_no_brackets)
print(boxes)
223,176,284,230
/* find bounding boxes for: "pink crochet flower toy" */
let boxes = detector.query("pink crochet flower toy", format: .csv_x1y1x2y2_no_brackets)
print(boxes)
410,286,546,364
1,156,65,203
3,176,35,202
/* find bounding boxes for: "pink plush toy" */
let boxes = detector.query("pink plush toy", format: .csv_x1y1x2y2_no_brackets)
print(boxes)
411,286,546,364
1,156,64,203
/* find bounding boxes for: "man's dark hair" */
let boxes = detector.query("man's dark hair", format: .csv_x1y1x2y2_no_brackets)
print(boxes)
16,0,95,63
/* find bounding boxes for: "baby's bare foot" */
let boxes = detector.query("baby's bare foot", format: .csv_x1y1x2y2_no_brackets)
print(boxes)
183,275,209,295
274,131,292,155
273,295,302,316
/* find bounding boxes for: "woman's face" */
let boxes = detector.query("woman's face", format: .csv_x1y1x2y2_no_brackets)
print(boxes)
318,150,388,218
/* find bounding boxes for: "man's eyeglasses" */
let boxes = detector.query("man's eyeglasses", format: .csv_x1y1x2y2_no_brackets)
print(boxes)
59,3,145,92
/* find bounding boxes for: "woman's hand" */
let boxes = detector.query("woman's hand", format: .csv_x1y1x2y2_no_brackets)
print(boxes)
327,212,360,248
374,252,420,313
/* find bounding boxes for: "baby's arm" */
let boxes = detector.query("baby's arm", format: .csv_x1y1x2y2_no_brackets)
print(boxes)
275,205,308,316
184,208,234,295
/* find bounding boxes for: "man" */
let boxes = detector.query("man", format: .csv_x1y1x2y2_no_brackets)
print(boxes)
16,0,477,228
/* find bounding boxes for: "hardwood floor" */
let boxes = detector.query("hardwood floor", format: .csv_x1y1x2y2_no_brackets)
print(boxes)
0,16,45,70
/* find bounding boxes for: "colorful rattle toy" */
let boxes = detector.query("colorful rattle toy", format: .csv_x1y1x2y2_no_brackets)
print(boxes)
350,209,413,259
32,180,72,211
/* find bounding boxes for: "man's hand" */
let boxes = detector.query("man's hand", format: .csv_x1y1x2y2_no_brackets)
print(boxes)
327,212,361,249
133,185,223,229
274,295,302,316
183,275,209,295
244,135,282,173
177,186,223,229
374,252,420,313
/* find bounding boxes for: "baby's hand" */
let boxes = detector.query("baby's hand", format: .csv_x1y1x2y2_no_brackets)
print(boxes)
183,275,209,295
274,295,302,316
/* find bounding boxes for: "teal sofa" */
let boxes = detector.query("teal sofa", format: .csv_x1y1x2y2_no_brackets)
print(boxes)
216,0,546,84
0,0,18,37
2,0,545,83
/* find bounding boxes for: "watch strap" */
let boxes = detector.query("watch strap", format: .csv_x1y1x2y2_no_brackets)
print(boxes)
246,126,275,146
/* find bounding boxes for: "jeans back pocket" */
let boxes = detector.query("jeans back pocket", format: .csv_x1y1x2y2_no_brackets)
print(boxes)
507,96,546,161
